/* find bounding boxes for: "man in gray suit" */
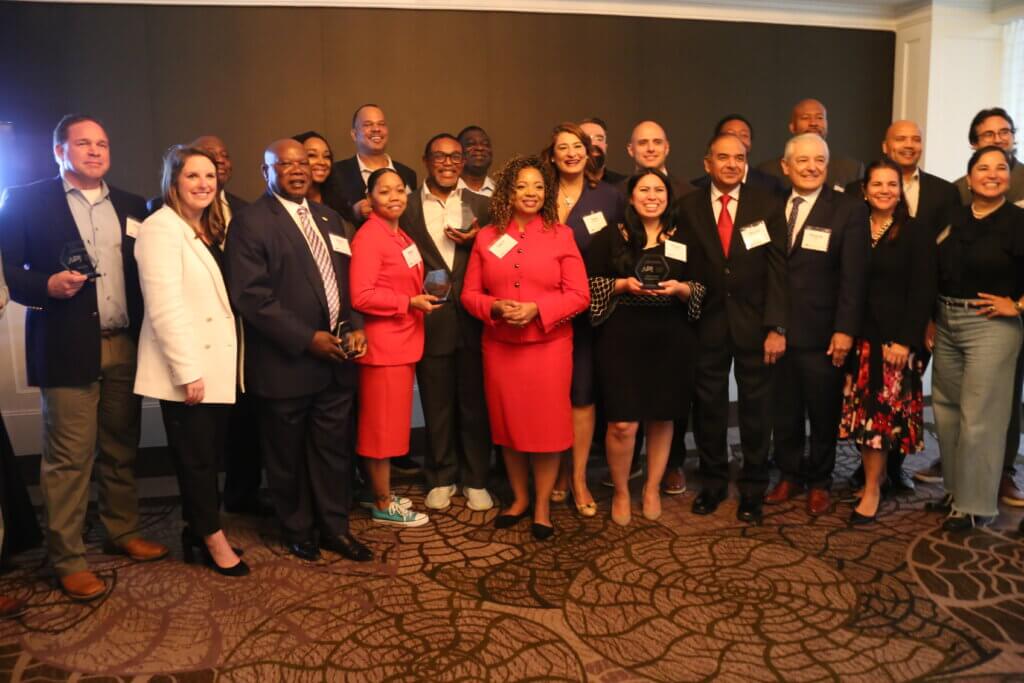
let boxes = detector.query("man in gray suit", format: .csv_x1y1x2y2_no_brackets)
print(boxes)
400,133,494,512
758,99,864,190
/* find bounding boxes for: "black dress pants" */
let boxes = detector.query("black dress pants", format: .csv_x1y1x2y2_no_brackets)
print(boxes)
259,381,355,542
416,350,492,490
772,348,843,490
693,340,772,498
160,401,230,537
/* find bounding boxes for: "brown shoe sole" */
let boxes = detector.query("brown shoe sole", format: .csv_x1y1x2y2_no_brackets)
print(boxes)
103,541,170,562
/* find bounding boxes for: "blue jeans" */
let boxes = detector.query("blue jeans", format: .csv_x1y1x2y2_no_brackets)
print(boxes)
932,297,1023,517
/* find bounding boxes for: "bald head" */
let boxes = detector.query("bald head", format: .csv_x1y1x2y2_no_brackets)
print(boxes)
883,120,923,174
789,98,828,138
190,134,232,186
628,120,670,172
263,138,311,201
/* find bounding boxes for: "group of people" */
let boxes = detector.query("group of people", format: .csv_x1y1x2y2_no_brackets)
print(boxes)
0,97,1022,614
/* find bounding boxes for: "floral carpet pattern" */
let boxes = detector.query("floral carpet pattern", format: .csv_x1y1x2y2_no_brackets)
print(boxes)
0,443,1022,682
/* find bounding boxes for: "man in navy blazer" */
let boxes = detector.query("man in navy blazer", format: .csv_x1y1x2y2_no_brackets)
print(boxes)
764,134,869,515
0,114,167,601
322,103,417,227
224,138,371,563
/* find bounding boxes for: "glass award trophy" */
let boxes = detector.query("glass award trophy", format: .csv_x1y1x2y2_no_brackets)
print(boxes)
335,319,355,357
424,269,452,303
60,241,100,280
458,203,476,232
635,254,670,290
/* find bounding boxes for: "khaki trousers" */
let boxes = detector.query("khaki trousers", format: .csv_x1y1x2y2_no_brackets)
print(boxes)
40,334,141,576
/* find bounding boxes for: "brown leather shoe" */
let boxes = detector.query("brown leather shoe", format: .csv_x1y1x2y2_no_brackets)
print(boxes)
106,537,170,562
59,571,107,602
999,475,1024,507
662,467,687,495
807,488,831,516
0,594,26,619
764,480,801,505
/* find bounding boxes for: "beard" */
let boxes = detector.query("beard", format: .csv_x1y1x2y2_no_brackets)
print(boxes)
590,149,607,171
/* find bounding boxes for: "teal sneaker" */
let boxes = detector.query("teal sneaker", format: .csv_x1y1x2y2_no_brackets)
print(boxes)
358,491,412,511
371,502,429,527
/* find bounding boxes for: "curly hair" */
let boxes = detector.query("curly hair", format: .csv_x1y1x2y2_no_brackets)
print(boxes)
488,154,559,232
540,122,600,189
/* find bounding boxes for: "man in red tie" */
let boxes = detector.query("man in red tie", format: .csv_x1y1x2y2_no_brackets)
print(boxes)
675,133,788,523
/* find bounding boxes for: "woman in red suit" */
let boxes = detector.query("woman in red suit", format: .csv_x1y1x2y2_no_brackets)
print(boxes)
462,155,590,539
351,168,441,527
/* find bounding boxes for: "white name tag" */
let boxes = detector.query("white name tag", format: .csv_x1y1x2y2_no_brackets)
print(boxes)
664,240,687,262
739,221,771,250
833,184,846,193
126,217,142,239
582,211,607,235
801,226,831,252
489,233,517,259
329,234,351,255
402,243,422,268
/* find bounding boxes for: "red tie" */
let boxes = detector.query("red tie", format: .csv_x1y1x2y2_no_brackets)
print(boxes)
718,194,734,257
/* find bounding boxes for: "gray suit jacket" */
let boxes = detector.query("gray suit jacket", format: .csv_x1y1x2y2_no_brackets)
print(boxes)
399,188,491,356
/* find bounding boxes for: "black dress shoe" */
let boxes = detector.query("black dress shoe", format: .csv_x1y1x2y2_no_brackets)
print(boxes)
530,523,554,540
736,497,763,524
691,489,726,516
494,509,531,529
320,533,373,562
285,540,321,561
888,469,916,495
941,512,991,532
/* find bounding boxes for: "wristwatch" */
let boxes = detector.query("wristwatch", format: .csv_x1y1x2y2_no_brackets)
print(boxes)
773,326,787,336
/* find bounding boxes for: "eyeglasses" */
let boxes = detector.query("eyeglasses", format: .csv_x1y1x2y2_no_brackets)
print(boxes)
428,152,464,164
978,128,1015,142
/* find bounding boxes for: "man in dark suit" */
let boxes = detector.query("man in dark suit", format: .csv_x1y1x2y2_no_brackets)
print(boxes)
580,117,626,185
763,134,869,515
322,103,417,228
224,138,371,563
950,108,1024,506
680,132,788,523
757,99,864,191
400,133,494,512
456,125,496,196
0,114,168,601
620,120,695,199
691,114,786,198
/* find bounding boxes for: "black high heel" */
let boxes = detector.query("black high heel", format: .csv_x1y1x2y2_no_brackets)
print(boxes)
181,528,250,577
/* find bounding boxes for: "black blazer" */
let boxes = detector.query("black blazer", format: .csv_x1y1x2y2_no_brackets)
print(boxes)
146,191,248,217
783,187,870,350
677,184,788,350
400,188,491,356
224,192,361,399
0,177,146,387
691,167,786,198
862,218,936,350
322,156,418,226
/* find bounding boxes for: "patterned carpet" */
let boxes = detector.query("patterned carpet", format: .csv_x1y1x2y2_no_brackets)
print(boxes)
1,438,1023,682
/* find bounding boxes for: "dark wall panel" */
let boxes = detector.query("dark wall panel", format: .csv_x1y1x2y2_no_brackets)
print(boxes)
0,2,894,200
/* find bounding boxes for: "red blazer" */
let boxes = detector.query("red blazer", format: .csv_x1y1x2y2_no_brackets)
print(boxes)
462,216,590,344
350,212,425,365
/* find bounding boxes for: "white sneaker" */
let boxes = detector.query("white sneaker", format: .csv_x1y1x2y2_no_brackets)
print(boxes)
425,484,458,510
372,501,429,527
464,486,494,511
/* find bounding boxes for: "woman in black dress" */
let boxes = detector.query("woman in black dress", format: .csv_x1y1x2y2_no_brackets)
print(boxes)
839,158,935,523
543,122,625,517
588,169,705,525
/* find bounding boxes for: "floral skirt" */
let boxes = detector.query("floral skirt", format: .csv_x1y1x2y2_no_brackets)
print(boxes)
838,339,925,455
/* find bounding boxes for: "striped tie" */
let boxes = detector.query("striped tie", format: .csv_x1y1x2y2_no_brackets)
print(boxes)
296,207,341,329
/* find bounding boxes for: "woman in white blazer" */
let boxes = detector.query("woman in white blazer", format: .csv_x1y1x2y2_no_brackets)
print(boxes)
135,145,247,577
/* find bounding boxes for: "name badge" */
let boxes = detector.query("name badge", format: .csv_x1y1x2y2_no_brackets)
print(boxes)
739,221,771,250
126,217,142,239
582,211,607,235
833,184,846,193
489,233,517,259
801,226,831,252
936,225,951,245
402,243,422,268
664,240,687,262
329,234,351,256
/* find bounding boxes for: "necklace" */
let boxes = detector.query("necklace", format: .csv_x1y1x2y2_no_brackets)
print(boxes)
558,183,579,209
870,216,893,246
971,199,1004,220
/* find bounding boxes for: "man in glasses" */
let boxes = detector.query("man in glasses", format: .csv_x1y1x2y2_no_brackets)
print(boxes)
400,133,494,513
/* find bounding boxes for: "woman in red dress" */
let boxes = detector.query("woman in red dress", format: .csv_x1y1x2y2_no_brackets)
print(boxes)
462,155,590,539
351,168,441,528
